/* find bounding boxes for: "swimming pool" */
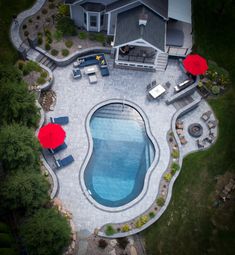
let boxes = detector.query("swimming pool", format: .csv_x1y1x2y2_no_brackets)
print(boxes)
84,103,155,207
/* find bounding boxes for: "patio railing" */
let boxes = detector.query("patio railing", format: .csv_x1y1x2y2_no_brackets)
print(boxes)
118,54,155,64
166,46,191,56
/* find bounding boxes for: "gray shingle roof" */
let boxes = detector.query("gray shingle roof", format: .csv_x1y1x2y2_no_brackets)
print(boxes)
114,5,166,51
81,2,105,12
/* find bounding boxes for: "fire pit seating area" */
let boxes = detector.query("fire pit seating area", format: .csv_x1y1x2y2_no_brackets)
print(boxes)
77,54,109,77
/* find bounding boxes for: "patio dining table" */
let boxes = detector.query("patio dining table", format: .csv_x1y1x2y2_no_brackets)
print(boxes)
148,84,166,99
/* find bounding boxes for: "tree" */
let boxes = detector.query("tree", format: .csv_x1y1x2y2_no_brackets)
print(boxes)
0,79,39,127
0,124,40,171
0,169,49,212
56,17,77,36
21,208,71,255
0,64,22,83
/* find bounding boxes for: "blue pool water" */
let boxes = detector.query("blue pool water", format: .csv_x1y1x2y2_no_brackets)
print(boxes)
84,103,155,207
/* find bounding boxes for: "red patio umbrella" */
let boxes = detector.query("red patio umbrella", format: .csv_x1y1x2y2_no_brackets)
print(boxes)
38,123,66,149
183,54,208,75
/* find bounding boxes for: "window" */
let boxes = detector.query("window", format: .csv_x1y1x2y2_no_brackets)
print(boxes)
84,12,87,25
90,15,97,27
100,14,104,26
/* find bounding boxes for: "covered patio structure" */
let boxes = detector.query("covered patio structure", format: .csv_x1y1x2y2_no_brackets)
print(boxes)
113,5,167,71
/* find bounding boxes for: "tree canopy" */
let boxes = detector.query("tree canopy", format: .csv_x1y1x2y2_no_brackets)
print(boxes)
0,169,49,212
21,208,71,255
0,124,40,171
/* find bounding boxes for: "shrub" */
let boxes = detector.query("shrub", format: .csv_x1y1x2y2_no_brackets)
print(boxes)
46,17,51,23
44,29,51,37
53,30,63,42
98,239,107,249
156,197,165,207
37,32,42,36
164,172,172,182
118,237,129,249
135,215,149,228
211,85,220,95
58,4,70,16
89,33,96,41
121,224,130,232
24,31,29,37
171,162,180,174
171,149,179,158
40,71,47,78
22,24,27,29
46,36,53,44
78,31,87,39
61,48,69,57
37,35,43,45
51,49,59,56
95,33,105,43
105,225,116,236
37,77,46,85
65,40,73,48
22,60,41,75
49,3,55,9
149,211,155,218
42,8,48,15
17,60,25,70
36,15,40,20
56,17,77,36
45,43,51,51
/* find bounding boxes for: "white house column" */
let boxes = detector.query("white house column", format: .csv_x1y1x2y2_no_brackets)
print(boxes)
69,5,73,19
107,13,111,35
86,12,89,31
115,47,119,61
98,13,101,32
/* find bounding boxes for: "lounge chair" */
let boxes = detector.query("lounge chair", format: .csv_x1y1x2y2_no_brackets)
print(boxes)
50,116,69,125
55,155,74,169
201,111,212,122
48,143,67,154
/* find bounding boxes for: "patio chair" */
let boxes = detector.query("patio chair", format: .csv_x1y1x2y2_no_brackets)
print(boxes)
72,68,82,79
48,142,67,154
50,116,69,125
201,110,212,122
55,155,74,169
207,120,217,129
196,139,204,148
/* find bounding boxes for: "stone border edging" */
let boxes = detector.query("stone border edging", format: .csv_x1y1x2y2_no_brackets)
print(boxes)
10,0,46,50
79,99,160,213
98,97,202,238
35,46,112,66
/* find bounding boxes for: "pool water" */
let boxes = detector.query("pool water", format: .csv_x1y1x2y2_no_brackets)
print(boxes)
84,103,155,207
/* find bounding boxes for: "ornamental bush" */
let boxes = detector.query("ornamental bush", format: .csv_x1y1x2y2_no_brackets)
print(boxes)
211,85,220,95
56,17,77,36
61,48,69,57
171,149,179,158
164,172,172,182
65,40,73,48
105,225,116,236
121,224,130,232
78,31,87,39
37,76,46,85
53,30,63,42
156,197,165,207
171,162,180,173
21,208,71,255
51,49,59,56
135,215,149,228
45,42,51,51
149,211,155,218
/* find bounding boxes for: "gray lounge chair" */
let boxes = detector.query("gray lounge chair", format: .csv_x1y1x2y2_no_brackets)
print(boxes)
48,143,67,154
207,120,217,129
196,139,204,148
55,155,74,169
201,111,212,122
50,116,69,125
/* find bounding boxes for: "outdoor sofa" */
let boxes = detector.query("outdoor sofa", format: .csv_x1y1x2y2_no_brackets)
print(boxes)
48,142,67,154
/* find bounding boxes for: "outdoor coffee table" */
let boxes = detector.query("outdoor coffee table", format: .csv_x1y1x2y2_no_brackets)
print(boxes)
88,74,97,84
148,84,166,99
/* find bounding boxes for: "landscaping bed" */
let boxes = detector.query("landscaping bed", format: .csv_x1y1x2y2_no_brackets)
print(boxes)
20,0,112,59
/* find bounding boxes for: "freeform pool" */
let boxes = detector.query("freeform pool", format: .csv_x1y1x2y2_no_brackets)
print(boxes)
84,103,155,207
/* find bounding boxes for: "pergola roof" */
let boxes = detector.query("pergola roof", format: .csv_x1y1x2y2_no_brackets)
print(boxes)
114,5,165,51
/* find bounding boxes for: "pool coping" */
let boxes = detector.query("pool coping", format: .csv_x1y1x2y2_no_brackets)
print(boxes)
79,98,161,212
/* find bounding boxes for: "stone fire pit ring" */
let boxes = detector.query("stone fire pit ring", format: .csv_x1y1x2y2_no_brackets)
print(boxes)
188,123,203,137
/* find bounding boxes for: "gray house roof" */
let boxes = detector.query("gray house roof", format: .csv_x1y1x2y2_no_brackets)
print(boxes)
114,5,165,51
65,0,168,19
81,2,105,11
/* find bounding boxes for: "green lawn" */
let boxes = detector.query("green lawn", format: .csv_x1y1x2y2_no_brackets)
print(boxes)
144,1,235,255
0,0,35,64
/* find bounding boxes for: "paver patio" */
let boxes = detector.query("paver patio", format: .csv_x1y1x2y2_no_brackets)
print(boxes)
45,56,216,233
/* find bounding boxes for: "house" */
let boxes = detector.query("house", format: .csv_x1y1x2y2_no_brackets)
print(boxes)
65,0,192,71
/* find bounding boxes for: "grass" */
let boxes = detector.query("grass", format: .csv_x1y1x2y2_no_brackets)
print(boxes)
0,0,36,64
144,1,235,255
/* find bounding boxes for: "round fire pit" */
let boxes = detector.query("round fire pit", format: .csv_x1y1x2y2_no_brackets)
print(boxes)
188,123,203,137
